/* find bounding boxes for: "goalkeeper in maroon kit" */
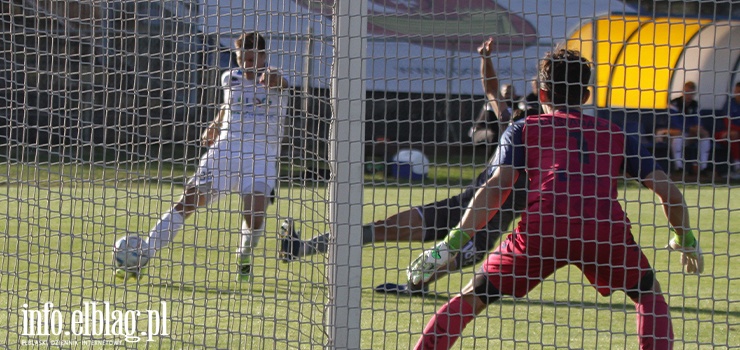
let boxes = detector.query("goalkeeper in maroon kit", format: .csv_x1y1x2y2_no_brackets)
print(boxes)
410,43,703,350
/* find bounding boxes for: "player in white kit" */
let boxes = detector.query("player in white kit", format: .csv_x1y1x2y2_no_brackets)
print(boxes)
116,32,290,282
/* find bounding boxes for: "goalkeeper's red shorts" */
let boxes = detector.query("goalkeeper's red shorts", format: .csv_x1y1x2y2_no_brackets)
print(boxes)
480,223,651,298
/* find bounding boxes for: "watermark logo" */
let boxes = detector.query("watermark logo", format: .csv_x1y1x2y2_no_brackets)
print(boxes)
21,301,169,344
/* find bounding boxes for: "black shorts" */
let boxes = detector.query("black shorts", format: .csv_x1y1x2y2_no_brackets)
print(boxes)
416,173,528,268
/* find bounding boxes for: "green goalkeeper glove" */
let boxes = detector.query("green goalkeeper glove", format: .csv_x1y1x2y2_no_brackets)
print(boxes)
407,228,472,285
666,229,704,274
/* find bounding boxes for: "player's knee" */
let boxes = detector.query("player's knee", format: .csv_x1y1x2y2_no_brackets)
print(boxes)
175,187,205,212
184,183,212,205
626,270,655,301
472,274,501,305
196,193,210,207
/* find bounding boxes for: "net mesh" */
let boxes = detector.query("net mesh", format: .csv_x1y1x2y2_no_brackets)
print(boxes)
1,0,738,349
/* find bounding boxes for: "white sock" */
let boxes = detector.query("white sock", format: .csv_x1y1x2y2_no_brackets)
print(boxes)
147,210,185,257
698,139,711,170
238,220,263,259
671,138,684,169
733,161,740,172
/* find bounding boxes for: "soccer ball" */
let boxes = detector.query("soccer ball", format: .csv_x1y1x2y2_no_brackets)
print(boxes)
112,236,150,270
390,149,430,180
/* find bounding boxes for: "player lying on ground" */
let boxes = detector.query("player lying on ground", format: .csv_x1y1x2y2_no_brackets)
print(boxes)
280,167,527,295
115,31,290,282
280,39,529,295
410,45,704,350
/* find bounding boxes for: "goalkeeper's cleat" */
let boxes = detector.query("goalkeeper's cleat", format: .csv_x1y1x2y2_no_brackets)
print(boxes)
374,282,429,296
114,267,145,283
237,256,252,282
279,218,301,263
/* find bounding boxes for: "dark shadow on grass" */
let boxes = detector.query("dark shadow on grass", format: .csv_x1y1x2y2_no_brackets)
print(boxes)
365,287,740,319
148,281,738,320
152,281,310,296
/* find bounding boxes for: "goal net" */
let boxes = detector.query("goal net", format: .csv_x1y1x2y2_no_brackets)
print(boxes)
1,0,738,349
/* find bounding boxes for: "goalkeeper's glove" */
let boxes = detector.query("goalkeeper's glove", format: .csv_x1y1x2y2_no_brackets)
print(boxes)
666,228,704,274
407,229,471,285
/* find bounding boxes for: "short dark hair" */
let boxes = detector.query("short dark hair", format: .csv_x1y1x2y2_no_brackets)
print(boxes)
235,32,266,51
538,48,591,106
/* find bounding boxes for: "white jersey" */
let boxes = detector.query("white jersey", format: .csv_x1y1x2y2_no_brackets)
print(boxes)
219,68,290,156
186,68,289,196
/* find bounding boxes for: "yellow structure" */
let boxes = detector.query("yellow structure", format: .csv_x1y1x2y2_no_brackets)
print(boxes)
567,15,740,111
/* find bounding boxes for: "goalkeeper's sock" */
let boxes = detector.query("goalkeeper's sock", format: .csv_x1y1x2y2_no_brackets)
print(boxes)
635,293,674,349
414,295,475,350
147,210,185,257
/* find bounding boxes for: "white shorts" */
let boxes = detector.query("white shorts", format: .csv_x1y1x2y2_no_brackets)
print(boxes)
188,140,278,198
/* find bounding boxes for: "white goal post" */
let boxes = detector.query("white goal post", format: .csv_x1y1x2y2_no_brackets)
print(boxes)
326,0,366,348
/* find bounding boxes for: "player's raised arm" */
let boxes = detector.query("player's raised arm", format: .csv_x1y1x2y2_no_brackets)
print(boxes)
478,37,510,134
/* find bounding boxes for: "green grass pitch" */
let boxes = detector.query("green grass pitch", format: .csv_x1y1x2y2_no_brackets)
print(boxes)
0,163,738,349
